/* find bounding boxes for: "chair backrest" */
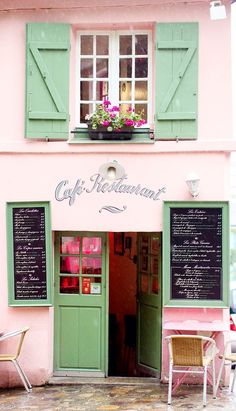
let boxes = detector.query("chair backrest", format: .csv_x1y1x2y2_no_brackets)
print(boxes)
0,327,29,359
165,335,215,367
171,336,203,366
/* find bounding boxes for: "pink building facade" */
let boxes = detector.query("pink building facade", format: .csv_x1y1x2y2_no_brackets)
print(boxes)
0,0,235,388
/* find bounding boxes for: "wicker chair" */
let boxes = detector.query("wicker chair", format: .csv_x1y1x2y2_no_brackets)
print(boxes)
216,340,236,393
0,327,32,392
165,335,217,407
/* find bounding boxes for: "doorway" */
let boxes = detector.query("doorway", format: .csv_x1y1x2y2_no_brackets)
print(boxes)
108,232,162,378
53,231,162,378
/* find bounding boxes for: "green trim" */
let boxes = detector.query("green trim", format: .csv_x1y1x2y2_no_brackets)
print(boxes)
54,231,107,374
25,23,70,140
155,22,198,140
6,202,53,306
137,233,162,375
69,128,155,144
163,201,229,308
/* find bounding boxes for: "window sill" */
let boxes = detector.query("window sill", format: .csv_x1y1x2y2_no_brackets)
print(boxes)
69,128,155,144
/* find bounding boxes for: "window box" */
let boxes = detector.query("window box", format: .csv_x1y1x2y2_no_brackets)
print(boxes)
70,127,154,143
88,126,133,141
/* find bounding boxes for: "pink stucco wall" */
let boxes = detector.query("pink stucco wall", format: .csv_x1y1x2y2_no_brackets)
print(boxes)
0,0,234,387
0,0,233,143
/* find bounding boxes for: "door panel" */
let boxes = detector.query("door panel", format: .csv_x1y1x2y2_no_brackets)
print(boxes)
137,233,162,376
139,304,159,369
54,232,107,376
59,306,101,369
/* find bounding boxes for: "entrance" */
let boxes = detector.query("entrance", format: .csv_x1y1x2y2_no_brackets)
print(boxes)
108,232,162,377
53,231,162,378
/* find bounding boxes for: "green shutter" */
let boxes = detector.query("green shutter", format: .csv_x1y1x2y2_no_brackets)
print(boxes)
155,23,198,140
25,23,70,140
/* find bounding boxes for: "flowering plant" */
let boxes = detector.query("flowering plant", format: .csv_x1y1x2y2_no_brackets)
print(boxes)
85,100,146,132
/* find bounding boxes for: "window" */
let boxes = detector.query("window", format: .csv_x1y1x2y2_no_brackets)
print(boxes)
59,236,103,295
25,22,198,141
76,31,152,126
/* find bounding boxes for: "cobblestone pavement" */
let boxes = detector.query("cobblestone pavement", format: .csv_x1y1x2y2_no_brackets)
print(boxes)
0,383,235,411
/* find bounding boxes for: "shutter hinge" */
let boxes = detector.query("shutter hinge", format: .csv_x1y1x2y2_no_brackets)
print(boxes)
155,43,158,51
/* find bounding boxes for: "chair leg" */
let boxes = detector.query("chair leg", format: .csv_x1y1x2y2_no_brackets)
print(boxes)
16,360,32,390
12,360,32,392
231,366,236,392
203,365,207,407
216,359,225,393
212,358,216,398
167,363,173,405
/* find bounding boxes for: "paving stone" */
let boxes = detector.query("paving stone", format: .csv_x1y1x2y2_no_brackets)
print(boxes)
0,383,235,410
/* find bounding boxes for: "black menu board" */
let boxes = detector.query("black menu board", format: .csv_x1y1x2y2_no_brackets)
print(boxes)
163,202,229,307
7,202,52,306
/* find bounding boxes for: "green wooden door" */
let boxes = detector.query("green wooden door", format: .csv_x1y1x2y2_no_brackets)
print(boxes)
54,232,108,376
137,233,162,377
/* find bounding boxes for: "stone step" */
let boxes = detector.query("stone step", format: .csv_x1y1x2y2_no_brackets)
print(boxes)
48,376,159,386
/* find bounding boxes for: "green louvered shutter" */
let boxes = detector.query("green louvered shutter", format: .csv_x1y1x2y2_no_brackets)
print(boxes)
155,23,198,140
25,23,70,140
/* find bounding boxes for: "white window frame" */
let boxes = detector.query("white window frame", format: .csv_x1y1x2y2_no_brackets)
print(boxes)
76,30,152,127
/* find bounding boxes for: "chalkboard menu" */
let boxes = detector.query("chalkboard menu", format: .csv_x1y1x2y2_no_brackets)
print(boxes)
163,202,229,307
7,202,52,306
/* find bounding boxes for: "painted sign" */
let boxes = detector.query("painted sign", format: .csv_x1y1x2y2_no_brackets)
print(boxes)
7,202,52,306
55,174,166,207
163,201,229,308
13,207,47,300
170,207,222,300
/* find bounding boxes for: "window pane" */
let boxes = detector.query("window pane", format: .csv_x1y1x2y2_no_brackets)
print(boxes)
151,237,160,255
82,257,102,274
96,81,109,100
82,277,102,295
81,58,93,78
152,276,159,295
80,103,93,122
60,237,80,254
135,58,148,78
135,103,147,120
60,257,80,274
80,81,93,101
135,81,147,101
119,103,131,115
135,35,148,55
96,58,108,78
141,274,149,293
81,35,93,55
82,237,102,254
60,276,80,294
119,58,132,78
96,35,109,55
119,81,131,101
120,35,132,55
151,256,158,274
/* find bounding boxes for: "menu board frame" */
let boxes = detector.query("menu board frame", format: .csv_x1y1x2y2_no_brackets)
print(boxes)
163,201,229,307
7,202,52,306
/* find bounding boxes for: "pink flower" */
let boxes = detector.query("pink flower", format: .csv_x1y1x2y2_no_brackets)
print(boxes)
137,119,147,126
110,113,116,118
125,119,135,127
103,99,111,106
102,120,110,126
111,106,120,112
